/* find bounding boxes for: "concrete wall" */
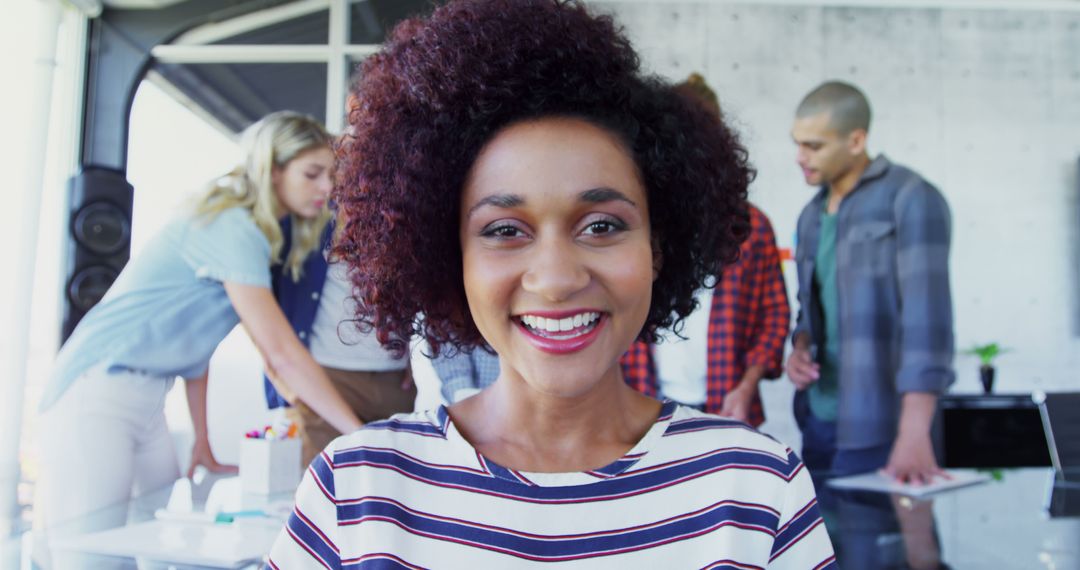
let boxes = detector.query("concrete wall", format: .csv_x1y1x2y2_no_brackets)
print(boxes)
593,1,1080,441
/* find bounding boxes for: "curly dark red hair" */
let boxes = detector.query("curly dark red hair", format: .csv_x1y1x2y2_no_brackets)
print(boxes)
334,0,752,357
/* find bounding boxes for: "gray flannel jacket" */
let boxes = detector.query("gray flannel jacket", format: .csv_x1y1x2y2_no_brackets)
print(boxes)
793,155,955,450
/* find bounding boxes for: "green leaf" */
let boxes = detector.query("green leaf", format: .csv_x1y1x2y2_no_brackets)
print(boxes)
963,342,1010,366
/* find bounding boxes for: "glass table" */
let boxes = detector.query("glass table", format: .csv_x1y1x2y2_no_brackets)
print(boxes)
22,472,292,569
819,468,1080,569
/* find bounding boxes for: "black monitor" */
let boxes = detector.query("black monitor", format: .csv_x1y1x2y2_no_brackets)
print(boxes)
940,394,1052,469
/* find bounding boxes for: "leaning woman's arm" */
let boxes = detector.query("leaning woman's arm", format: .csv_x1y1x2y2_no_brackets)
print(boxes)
184,370,238,477
224,281,362,434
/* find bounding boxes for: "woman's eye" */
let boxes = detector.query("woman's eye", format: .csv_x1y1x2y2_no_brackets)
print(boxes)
481,224,524,239
582,219,625,236
305,172,320,180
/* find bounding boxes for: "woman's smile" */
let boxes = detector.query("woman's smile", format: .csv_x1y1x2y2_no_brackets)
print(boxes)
514,310,607,354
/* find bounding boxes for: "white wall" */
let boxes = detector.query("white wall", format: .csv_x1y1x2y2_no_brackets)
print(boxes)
28,2,1078,464
594,1,1080,444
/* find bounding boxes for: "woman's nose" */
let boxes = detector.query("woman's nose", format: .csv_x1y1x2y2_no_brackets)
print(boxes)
521,236,590,303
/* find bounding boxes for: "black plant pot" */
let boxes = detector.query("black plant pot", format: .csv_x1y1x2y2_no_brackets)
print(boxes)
980,365,995,394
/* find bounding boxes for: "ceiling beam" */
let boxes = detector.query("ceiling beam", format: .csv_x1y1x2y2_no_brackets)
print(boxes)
150,43,378,63
173,0,329,45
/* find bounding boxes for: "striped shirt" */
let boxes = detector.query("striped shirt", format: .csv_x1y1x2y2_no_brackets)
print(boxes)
267,401,835,569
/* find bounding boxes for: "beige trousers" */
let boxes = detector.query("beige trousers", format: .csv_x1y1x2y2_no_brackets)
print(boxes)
282,366,416,466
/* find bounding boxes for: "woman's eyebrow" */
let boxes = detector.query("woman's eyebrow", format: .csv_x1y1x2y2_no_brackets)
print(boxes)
467,193,524,218
580,187,636,207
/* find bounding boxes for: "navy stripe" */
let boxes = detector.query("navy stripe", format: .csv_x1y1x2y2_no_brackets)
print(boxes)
360,414,448,439
311,452,336,498
702,561,764,570
665,417,756,436
591,455,644,477
335,446,796,503
770,499,823,560
343,553,422,570
339,497,778,560
285,510,341,569
484,460,526,484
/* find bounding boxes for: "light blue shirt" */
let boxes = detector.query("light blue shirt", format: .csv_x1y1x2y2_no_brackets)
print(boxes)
431,347,500,403
41,206,273,410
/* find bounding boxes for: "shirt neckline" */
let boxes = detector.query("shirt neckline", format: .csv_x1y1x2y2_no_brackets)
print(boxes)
438,399,678,487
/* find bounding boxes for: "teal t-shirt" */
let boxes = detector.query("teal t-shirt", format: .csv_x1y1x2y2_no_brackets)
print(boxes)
809,209,840,421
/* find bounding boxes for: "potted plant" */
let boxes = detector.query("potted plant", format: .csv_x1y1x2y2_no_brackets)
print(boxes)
964,343,1009,394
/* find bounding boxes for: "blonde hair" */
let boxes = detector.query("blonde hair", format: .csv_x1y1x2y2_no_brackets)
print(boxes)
194,111,334,281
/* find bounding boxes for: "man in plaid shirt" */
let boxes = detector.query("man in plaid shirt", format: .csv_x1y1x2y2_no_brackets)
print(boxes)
786,81,954,483
620,73,791,427
621,203,791,426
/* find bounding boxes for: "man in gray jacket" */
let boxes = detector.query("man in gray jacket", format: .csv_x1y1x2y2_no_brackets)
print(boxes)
786,81,954,484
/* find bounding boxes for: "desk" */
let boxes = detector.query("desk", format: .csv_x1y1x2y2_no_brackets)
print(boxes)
31,474,292,569
821,468,1080,569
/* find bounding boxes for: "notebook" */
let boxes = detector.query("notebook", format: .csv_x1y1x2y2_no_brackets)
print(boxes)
826,469,990,498
1033,391,1080,486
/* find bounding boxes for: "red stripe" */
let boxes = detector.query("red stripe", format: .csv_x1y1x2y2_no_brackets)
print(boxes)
813,554,838,570
701,560,765,570
343,552,426,569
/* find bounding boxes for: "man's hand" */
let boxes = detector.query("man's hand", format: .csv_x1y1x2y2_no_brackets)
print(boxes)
882,430,946,486
187,437,238,479
785,346,820,390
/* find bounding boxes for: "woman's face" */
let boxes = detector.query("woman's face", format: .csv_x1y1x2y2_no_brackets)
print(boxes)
273,146,334,219
460,117,656,398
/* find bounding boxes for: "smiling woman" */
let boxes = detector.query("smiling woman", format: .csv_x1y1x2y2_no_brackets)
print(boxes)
267,1,836,568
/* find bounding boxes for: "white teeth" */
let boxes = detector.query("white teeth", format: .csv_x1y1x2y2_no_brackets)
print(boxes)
518,311,601,335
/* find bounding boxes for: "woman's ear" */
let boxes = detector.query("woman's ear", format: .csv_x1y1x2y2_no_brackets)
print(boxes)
651,236,663,281
270,165,283,190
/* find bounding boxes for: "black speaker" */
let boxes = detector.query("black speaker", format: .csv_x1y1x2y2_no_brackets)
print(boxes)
62,168,133,342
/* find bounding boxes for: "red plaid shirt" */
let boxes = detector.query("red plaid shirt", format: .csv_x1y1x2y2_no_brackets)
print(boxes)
621,205,790,426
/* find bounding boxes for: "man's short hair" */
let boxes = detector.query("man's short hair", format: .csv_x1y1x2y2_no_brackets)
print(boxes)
796,81,871,135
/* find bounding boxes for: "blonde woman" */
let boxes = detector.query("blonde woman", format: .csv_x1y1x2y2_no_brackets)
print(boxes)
36,111,363,559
